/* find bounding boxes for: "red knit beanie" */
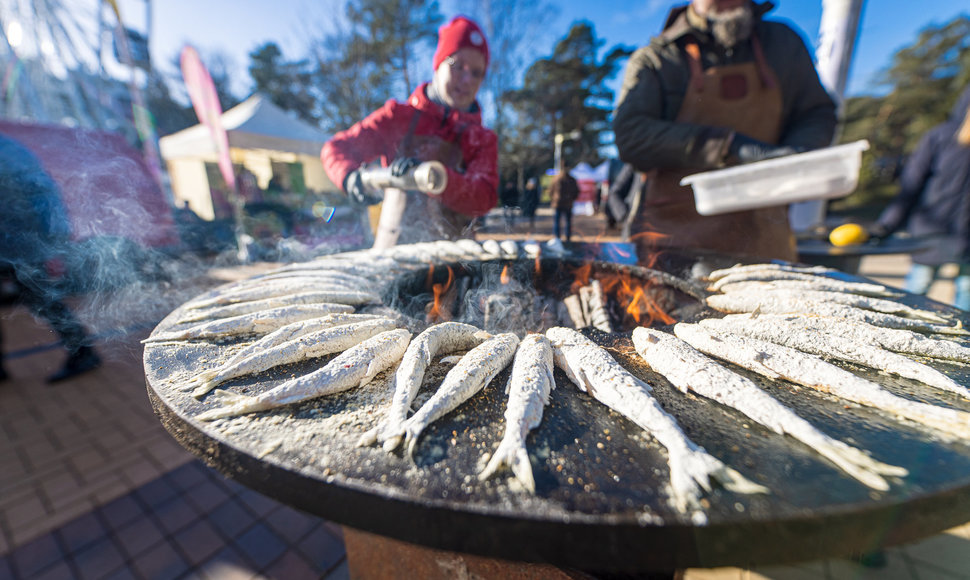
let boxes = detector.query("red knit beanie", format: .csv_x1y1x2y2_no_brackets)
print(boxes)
433,16,489,72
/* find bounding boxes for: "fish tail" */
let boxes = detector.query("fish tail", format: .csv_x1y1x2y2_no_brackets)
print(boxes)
479,440,535,493
356,426,379,448
382,434,404,452
674,449,768,510
404,422,425,460
196,390,272,421
812,439,906,490
190,380,218,399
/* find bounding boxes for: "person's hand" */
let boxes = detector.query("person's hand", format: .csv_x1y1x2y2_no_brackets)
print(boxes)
344,170,383,207
867,224,890,242
728,133,803,164
389,157,421,177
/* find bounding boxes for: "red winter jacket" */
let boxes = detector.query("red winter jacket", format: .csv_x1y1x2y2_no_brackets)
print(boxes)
321,83,498,218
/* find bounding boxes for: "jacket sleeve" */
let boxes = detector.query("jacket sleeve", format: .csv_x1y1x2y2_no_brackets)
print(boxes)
321,101,401,192
876,130,939,234
613,46,734,173
440,126,499,216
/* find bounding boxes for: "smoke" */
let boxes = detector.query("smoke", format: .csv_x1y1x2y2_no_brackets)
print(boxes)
2,124,377,361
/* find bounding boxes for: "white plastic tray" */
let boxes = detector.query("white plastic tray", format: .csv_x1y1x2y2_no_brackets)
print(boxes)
680,140,869,216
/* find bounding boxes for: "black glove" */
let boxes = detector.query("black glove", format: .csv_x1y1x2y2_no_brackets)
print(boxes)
344,170,382,207
728,133,803,164
867,224,890,242
389,156,421,177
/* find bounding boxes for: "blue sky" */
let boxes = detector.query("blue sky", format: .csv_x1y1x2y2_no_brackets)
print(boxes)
144,0,969,100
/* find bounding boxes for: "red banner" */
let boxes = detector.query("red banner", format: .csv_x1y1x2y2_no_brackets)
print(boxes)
180,45,236,193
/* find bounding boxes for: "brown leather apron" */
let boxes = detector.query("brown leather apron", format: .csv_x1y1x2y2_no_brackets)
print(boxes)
370,112,473,245
631,37,797,262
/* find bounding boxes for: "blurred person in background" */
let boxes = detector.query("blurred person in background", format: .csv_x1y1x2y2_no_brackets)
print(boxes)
613,0,836,262
500,179,519,231
0,134,101,383
520,178,540,233
870,85,970,310
321,15,498,243
548,162,580,243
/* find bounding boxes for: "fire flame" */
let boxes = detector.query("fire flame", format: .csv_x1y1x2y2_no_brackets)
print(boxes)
570,263,593,294
427,265,455,322
596,269,675,326
500,264,511,285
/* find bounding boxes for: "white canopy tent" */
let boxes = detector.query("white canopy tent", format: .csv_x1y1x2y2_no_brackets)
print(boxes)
159,93,336,219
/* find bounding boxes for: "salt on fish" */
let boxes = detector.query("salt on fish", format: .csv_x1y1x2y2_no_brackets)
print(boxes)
632,327,908,491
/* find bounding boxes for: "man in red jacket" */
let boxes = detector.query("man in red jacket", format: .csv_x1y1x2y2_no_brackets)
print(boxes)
321,15,498,244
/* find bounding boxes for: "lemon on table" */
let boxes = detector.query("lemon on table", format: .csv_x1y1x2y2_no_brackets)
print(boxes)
829,223,869,246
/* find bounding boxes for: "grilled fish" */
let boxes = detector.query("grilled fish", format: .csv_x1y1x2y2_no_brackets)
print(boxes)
404,333,520,457
730,288,948,323
715,279,901,298
144,303,361,343
546,327,767,517
707,262,838,281
698,315,970,398
196,328,411,421
706,293,966,335
674,323,970,439
179,290,378,323
632,327,908,491
716,313,970,364
479,334,556,492
359,322,492,451
188,318,400,397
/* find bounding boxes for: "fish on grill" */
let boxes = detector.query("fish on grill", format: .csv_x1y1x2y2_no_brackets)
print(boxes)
714,313,970,364
359,322,492,451
709,269,891,293
632,327,908,491
546,327,767,519
673,322,970,440
187,317,400,398
479,334,556,492
697,315,970,398
195,328,411,421
715,279,901,298
143,303,360,343
706,293,966,336
715,288,947,324
178,290,380,323
404,333,520,458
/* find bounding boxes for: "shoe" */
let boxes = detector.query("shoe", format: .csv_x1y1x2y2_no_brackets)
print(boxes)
47,346,102,383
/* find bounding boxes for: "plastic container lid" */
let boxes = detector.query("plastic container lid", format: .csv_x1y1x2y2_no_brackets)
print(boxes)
680,140,870,216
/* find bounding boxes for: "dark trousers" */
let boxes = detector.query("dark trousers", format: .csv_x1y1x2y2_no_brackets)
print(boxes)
1,261,89,357
554,207,573,241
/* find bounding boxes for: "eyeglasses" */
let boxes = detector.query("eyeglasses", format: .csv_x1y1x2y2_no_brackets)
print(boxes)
445,56,485,81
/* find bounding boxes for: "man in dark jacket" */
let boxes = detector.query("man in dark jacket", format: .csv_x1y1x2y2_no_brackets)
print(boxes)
548,164,580,242
613,0,836,262
872,85,970,310
0,134,101,382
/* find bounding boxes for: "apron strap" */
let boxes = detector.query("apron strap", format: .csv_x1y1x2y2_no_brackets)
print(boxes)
751,35,776,90
684,42,705,92
685,37,776,92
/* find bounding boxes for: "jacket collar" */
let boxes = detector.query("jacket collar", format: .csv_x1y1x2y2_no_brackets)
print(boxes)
661,1,774,43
